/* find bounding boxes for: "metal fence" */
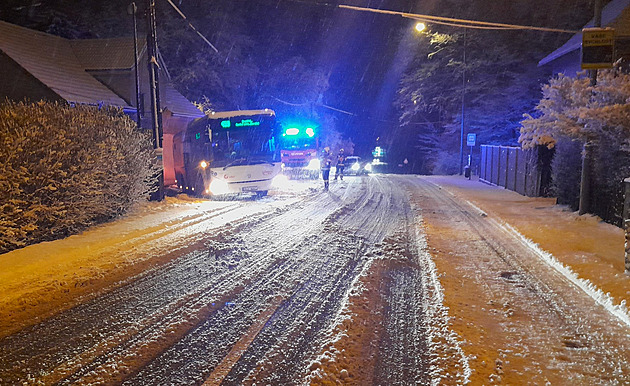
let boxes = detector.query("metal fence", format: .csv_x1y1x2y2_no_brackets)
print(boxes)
479,145,546,197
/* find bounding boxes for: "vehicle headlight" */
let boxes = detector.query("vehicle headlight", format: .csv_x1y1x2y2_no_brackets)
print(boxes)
351,163,360,171
306,158,321,170
209,178,230,195
364,163,372,172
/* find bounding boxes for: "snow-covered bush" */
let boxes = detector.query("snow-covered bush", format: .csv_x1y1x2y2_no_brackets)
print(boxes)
520,69,630,224
550,136,582,209
0,101,159,253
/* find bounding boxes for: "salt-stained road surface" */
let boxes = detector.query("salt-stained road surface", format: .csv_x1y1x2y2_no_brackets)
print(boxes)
0,175,629,385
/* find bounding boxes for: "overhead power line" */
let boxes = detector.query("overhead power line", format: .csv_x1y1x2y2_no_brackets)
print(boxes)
269,95,445,125
269,95,356,115
165,0,219,52
338,4,579,34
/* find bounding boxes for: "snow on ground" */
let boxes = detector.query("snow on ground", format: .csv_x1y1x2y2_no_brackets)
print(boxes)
427,175,629,315
420,175,630,384
2,174,629,384
0,180,316,338
410,209,471,385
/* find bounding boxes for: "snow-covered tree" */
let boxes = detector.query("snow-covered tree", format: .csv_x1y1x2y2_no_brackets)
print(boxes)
520,69,630,224
0,101,159,253
396,26,546,174
520,70,630,149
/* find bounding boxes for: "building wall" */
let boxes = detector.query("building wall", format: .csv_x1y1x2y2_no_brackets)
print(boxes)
162,112,197,186
612,7,630,35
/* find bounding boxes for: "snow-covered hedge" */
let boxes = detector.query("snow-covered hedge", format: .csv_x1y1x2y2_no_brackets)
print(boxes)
0,101,159,253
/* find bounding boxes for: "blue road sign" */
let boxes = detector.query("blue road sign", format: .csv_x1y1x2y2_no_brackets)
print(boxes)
467,133,476,147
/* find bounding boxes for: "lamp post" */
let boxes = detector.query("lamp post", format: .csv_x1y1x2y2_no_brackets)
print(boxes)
459,28,467,175
413,21,466,175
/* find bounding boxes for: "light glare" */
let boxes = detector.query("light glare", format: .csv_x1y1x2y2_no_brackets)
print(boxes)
286,128,299,135
209,178,230,195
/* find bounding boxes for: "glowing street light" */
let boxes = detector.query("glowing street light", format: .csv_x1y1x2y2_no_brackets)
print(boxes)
415,22,426,32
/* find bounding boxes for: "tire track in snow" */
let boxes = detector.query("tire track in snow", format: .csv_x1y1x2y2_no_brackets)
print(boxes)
0,200,303,384
413,176,630,383
125,178,380,384
1,176,441,385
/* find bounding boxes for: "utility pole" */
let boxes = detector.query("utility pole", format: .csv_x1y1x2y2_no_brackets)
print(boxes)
128,2,142,128
459,28,467,175
146,0,164,201
578,0,602,215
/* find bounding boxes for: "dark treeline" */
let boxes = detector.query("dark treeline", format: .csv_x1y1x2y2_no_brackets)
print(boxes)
0,0,598,160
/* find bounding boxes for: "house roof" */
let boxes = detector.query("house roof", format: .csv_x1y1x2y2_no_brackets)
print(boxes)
160,83,204,118
70,37,146,70
0,20,202,118
539,0,630,66
0,21,129,107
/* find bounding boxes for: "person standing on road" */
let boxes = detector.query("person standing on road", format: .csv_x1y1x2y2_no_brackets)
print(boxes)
321,158,331,191
334,149,346,180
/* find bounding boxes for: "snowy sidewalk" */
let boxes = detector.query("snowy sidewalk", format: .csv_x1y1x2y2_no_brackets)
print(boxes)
425,175,629,311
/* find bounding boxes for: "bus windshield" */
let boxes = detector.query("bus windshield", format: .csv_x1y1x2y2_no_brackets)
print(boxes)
205,112,278,168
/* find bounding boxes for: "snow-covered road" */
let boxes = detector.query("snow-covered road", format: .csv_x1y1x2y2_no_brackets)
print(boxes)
0,175,628,384
0,176,443,384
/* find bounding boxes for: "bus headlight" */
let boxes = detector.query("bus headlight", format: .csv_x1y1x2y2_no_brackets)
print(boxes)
364,163,372,172
209,178,230,195
306,158,320,170
351,163,360,171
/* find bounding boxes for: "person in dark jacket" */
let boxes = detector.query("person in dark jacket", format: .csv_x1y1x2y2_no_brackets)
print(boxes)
334,149,345,180
321,159,332,191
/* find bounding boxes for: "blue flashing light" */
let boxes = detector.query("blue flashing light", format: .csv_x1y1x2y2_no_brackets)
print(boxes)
286,128,300,136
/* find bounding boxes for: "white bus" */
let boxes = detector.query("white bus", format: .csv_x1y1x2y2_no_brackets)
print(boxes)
174,109,282,197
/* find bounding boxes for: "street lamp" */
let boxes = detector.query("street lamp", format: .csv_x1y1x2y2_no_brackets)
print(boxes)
415,22,426,33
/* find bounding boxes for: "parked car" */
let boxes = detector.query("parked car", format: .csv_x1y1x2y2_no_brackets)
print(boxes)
344,156,371,175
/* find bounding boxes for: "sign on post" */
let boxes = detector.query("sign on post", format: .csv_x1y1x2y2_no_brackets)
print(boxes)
466,133,476,147
582,28,615,69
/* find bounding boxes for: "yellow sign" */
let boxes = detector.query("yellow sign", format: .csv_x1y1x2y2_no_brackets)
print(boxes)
583,28,615,46
581,28,615,69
